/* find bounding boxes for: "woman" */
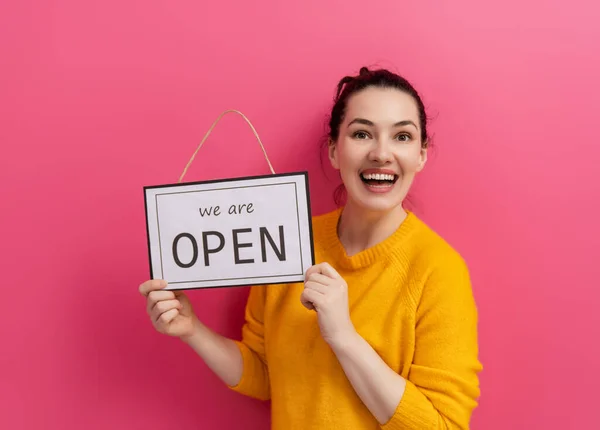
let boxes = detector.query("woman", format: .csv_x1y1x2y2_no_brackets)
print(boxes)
139,67,482,429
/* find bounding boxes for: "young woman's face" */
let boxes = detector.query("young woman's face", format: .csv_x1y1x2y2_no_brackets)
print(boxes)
329,87,427,213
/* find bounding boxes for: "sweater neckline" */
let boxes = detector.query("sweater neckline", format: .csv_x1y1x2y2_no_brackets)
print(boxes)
321,206,417,270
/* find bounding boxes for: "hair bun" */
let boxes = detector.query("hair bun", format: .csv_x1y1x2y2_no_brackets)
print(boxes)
359,67,370,76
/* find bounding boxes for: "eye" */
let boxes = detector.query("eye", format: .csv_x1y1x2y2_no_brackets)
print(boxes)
395,133,411,142
352,130,371,140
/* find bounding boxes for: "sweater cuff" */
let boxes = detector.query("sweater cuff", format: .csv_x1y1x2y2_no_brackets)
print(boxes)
381,382,431,429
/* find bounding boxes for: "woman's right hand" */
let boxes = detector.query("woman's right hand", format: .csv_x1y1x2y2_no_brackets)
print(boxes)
139,279,245,388
139,279,198,339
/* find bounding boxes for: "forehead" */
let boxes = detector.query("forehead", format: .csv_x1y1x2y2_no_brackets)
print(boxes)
344,87,419,125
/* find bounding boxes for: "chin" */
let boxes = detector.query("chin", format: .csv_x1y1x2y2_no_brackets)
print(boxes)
347,183,407,214
351,197,404,214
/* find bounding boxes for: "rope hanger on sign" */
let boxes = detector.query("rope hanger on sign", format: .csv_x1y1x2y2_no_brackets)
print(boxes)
177,109,276,183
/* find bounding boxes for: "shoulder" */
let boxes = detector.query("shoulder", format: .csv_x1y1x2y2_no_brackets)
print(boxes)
310,207,341,236
308,207,342,251
399,213,473,306
405,213,468,274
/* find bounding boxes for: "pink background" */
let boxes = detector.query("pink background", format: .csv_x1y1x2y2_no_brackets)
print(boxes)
1,1,599,429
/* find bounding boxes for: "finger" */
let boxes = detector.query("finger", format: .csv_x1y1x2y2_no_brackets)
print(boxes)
301,288,322,311
316,262,341,279
305,281,328,295
156,308,179,326
307,272,332,287
305,264,319,279
301,298,314,310
151,299,182,322
139,279,168,296
146,290,176,314
300,289,314,310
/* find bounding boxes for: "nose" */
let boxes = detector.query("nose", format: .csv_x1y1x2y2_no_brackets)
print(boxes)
368,138,393,163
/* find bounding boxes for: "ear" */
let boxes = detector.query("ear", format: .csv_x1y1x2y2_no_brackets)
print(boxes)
328,138,340,170
416,146,428,172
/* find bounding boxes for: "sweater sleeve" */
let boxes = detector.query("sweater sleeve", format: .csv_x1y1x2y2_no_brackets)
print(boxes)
227,285,271,401
382,257,482,429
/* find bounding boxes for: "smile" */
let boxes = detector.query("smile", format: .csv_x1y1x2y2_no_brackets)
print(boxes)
360,172,399,187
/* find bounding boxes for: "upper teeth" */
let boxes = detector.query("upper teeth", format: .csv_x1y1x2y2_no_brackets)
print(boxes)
362,173,395,181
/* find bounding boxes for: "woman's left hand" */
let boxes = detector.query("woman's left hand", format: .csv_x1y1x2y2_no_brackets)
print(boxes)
301,262,356,347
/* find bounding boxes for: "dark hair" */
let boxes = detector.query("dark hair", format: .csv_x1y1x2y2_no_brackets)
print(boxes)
328,66,429,146
323,66,431,206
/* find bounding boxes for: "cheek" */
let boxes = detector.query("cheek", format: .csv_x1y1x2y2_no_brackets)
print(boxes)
337,144,362,170
398,157,420,176
397,150,424,174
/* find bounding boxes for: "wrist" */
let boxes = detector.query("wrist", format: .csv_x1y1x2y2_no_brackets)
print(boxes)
179,317,205,344
327,328,361,354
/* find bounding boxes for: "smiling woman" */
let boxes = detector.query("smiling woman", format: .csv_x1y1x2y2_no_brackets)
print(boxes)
139,66,482,430
327,69,429,211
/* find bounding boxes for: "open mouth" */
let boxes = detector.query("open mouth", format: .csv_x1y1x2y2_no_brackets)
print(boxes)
360,172,399,187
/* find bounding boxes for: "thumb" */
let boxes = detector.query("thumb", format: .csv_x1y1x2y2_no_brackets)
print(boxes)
174,290,187,300
174,290,190,308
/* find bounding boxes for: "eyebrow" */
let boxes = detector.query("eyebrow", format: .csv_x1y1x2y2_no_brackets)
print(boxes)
348,118,419,130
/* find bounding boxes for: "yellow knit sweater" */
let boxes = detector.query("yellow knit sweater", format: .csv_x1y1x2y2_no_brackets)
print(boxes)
230,208,482,429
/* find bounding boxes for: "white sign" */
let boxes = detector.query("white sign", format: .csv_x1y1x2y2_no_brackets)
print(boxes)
144,172,314,290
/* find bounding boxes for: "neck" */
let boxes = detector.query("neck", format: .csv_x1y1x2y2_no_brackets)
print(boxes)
337,201,407,257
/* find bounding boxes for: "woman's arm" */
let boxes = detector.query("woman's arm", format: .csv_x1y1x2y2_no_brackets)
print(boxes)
140,280,271,401
180,319,244,387
335,260,481,429
182,286,271,400
223,285,272,401
302,260,481,429
328,331,407,425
